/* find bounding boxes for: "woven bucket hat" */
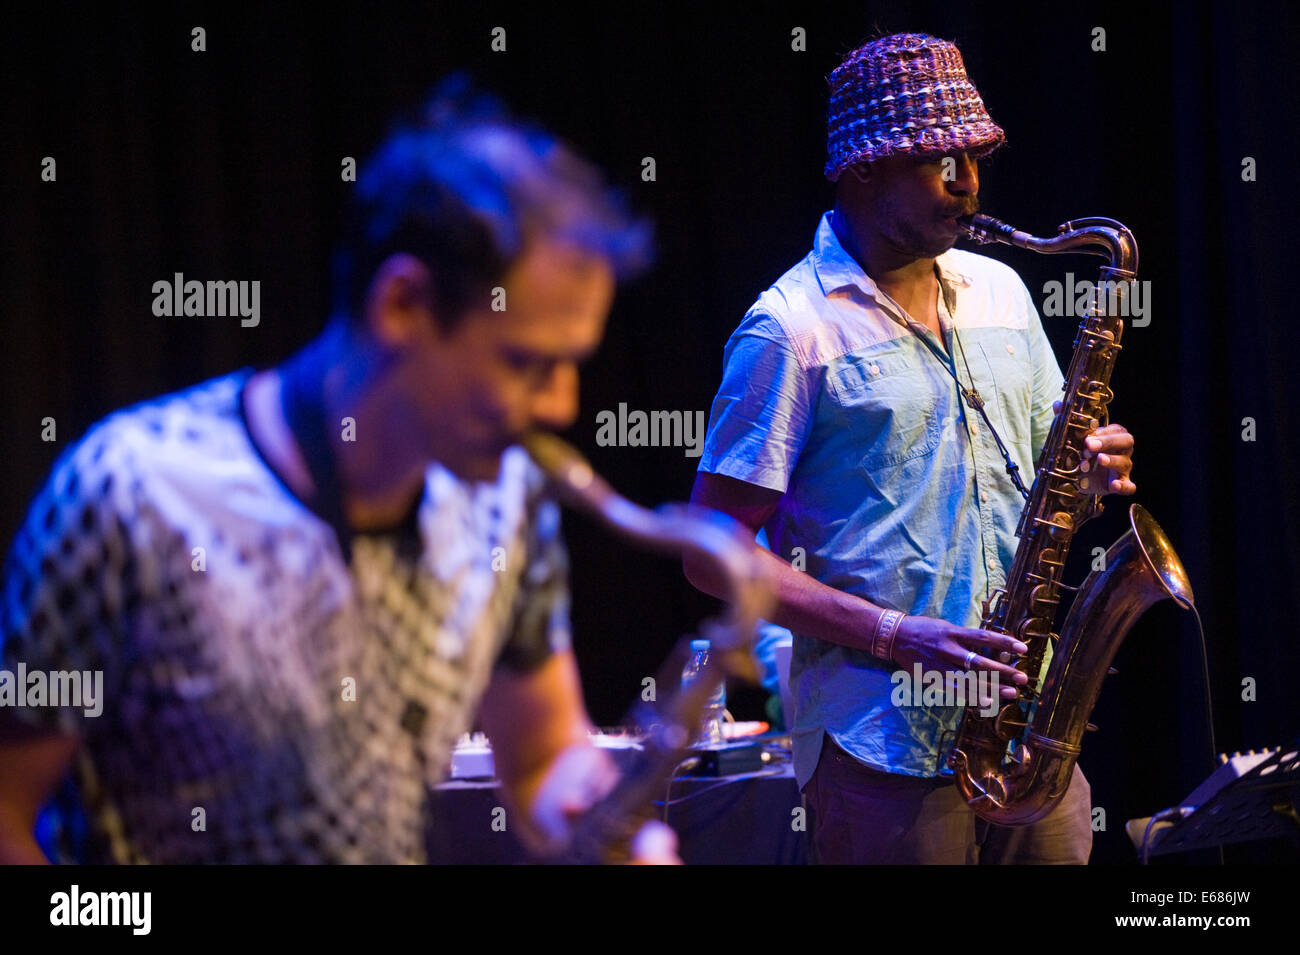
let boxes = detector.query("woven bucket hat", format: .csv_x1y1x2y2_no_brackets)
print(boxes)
825,33,1005,181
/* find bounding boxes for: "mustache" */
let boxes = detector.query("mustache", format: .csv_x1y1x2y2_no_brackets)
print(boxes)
944,201,980,218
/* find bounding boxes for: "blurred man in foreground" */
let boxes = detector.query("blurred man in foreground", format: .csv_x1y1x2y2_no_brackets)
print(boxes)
0,79,676,864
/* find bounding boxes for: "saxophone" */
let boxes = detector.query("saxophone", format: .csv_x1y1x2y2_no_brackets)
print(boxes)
947,213,1196,826
521,431,771,862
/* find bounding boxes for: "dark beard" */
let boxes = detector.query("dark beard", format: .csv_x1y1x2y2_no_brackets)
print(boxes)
886,218,957,260
876,196,961,259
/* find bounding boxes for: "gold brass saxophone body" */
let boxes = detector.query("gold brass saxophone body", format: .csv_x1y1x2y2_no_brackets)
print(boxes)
947,213,1196,826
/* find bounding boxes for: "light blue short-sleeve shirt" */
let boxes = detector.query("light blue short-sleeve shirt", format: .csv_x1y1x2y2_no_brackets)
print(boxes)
698,212,1065,786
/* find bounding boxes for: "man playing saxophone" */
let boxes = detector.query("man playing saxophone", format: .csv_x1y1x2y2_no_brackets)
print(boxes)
684,33,1136,864
0,80,679,865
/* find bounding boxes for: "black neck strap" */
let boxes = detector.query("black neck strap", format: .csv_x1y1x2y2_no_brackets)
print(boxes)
887,266,1031,501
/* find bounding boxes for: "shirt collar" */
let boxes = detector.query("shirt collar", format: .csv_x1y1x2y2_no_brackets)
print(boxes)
812,210,975,297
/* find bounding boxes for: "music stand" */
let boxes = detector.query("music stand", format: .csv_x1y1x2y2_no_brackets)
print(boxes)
1125,743,1300,862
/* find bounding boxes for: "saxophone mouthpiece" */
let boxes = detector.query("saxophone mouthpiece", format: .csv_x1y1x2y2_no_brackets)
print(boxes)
520,431,605,508
959,213,1014,244
521,430,587,483
958,213,1038,250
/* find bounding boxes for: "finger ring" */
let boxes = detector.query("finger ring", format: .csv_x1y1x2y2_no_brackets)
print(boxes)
964,650,977,670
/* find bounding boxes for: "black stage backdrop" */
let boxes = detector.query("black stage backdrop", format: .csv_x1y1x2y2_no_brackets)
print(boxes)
2,1,1296,864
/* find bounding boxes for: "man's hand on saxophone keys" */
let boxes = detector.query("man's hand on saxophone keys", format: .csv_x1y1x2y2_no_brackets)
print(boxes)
1053,400,1137,496
886,615,1030,703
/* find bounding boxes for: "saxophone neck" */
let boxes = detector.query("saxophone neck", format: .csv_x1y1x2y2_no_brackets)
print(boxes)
959,213,1138,276
520,430,772,676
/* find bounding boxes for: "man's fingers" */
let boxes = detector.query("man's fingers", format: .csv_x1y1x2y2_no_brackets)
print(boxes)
532,743,621,841
952,649,1028,686
629,821,681,865
960,629,1028,656
1097,452,1131,473
946,630,1028,686
1082,452,1131,476
1084,431,1134,454
1090,423,1131,436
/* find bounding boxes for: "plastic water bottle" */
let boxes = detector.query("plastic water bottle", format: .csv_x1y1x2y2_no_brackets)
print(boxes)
681,638,726,747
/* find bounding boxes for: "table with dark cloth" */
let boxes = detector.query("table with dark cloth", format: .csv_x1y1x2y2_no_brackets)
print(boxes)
425,761,809,864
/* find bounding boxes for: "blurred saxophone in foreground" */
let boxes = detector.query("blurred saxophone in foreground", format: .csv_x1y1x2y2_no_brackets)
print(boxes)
522,431,771,861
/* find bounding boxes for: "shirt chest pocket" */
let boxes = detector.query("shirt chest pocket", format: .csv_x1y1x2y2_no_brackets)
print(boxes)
827,352,942,470
976,332,1034,441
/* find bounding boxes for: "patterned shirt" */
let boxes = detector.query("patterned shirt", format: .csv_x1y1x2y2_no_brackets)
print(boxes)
1,367,570,862
698,212,1063,785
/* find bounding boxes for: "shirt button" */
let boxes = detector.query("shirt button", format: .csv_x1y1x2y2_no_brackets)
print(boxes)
970,422,979,436
869,364,881,376
980,490,989,502
1006,344,1016,355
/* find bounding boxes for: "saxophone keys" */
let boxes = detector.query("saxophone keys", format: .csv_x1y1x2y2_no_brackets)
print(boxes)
1054,481,1082,504
1036,549,1065,570
980,590,1004,620
1086,722,1099,733
1028,584,1061,616
994,703,1028,739
1050,510,1074,538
